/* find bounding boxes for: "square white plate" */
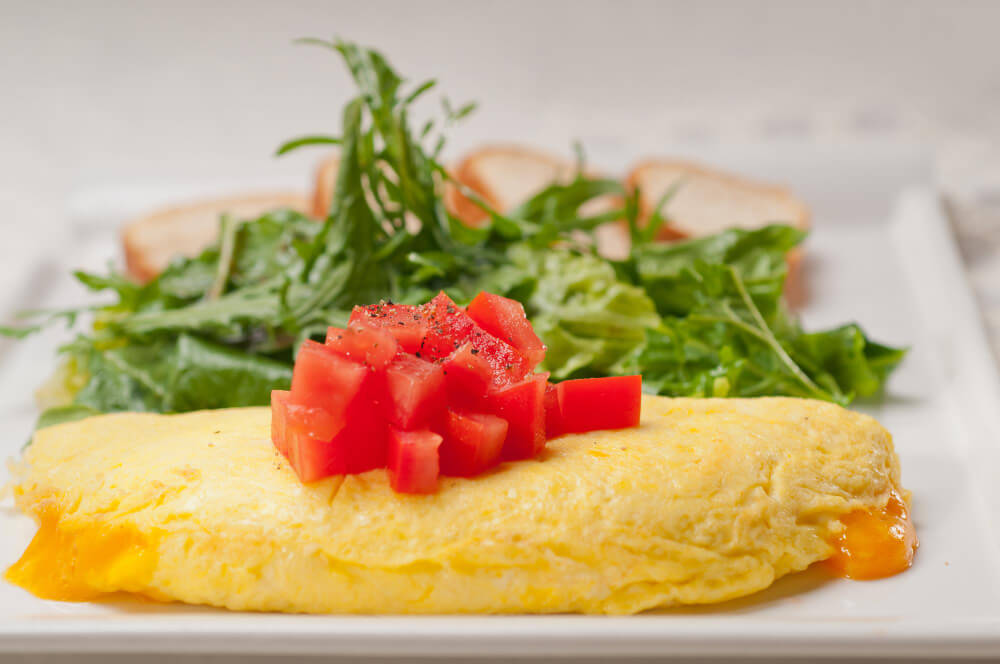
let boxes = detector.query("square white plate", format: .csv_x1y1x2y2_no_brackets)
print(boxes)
1,145,999,658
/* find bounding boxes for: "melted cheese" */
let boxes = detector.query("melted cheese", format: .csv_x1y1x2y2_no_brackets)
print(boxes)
826,490,917,579
6,507,159,601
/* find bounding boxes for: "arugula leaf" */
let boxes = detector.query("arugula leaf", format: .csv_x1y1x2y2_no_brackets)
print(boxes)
634,225,804,318
167,334,292,411
791,325,907,400
629,232,904,404
72,341,171,413
35,404,102,430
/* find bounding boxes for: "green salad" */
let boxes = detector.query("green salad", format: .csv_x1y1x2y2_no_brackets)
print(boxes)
2,39,905,430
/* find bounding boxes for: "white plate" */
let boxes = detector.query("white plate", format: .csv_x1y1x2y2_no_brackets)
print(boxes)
1,145,999,658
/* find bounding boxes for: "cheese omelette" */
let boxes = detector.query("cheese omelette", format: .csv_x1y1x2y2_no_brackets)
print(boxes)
6,395,905,614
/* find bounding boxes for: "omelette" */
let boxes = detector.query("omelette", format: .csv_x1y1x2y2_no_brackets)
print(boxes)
5,395,912,614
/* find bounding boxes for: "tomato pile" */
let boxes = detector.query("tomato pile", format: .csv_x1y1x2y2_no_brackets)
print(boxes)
271,292,642,493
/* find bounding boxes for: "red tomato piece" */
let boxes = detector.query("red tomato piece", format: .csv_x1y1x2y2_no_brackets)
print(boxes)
286,401,343,441
283,425,350,482
556,375,643,434
269,398,349,483
384,353,446,429
387,427,442,494
420,292,531,385
467,291,546,368
325,324,398,370
289,340,368,417
441,342,494,409
486,372,549,460
440,410,508,477
543,382,562,438
349,302,428,354
335,381,388,473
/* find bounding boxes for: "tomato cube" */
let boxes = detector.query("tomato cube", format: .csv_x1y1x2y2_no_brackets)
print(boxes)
440,410,508,477
467,291,546,368
284,428,351,482
556,375,643,434
384,353,446,429
387,427,442,494
486,372,549,460
441,342,494,409
286,401,343,441
325,324,398,370
290,340,368,416
420,292,531,385
349,302,428,354
270,403,349,483
336,385,388,473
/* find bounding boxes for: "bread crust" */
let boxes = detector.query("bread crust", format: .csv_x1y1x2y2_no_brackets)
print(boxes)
444,144,578,225
122,192,308,282
624,158,811,236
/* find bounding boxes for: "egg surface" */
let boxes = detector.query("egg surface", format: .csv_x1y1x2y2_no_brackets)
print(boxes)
7,395,903,614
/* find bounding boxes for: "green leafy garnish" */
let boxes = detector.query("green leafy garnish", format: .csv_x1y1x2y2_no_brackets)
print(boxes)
3,38,905,427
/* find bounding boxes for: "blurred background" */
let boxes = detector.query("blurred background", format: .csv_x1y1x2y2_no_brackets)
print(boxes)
1,0,999,338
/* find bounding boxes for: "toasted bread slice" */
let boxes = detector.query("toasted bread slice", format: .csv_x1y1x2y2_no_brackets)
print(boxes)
444,145,582,225
625,160,810,239
626,160,810,306
122,192,309,282
445,145,628,259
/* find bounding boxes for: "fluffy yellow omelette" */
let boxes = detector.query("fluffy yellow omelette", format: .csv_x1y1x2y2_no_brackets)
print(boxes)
6,395,904,614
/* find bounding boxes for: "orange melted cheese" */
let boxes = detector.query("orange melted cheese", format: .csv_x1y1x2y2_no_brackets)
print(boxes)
826,490,917,580
5,508,159,601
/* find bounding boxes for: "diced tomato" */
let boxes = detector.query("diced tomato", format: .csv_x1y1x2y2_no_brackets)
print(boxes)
290,340,368,416
420,292,531,385
486,372,549,460
286,401,343,441
285,428,351,482
283,342,388,479
325,324,398,370
556,375,643,434
467,291,546,368
270,397,351,482
387,427,442,494
384,353,446,429
273,390,380,481
349,302,428,354
441,342,494,409
543,382,562,438
275,292,640,494
440,410,508,477
335,381,388,473
270,389,292,456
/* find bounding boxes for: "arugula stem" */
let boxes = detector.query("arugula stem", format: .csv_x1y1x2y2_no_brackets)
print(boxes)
206,215,238,301
691,310,829,400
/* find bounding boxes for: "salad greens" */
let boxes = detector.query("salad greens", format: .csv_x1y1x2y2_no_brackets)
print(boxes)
3,39,905,430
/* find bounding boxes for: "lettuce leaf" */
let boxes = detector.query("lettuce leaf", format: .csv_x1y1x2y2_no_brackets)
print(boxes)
509,248,660,379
